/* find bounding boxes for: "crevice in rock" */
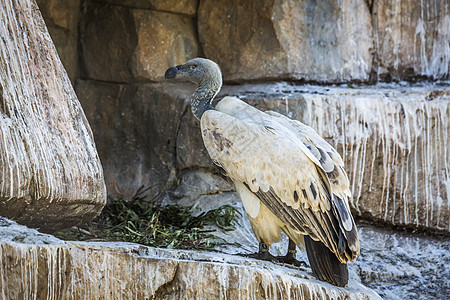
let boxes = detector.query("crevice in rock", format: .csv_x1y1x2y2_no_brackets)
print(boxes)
173,101,192,177
0,82,11,118
152,262,180,299
90,0,196,17
368,0,380,84
193,1,204,58
198,188,235,197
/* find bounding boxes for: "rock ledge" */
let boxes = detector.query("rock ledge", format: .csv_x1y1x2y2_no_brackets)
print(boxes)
0,218,380,299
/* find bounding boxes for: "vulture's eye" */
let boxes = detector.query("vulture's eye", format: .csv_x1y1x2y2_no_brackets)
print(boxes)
190,65,197,70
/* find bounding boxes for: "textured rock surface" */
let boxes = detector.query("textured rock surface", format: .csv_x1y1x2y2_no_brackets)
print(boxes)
75,81,192,201
354,224,450,299
104,0,198,16
0,0,106,232
75,79,449,232
80,1,199,83
37,0,449,84
35,0,80,82
80,2,137,82
372,0,450,81
218,83,450,232
167,83,450,232
131,9,199,81
198,0,373,82
176,103,215,170
0,217,381,300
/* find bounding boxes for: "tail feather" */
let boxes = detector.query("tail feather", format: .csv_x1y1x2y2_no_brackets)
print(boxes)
304,235,349,287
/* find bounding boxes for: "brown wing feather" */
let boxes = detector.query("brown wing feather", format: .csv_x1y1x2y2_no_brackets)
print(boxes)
243,172,355,262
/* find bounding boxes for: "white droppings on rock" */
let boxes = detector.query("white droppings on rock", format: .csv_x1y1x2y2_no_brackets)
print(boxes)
220,82,450,232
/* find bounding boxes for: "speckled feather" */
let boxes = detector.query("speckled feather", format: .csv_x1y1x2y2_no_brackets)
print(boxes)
201,96,360,263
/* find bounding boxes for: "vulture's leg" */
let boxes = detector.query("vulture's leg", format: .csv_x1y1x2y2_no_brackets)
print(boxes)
244,240,306,267
273,238,306,267
245,241,274,261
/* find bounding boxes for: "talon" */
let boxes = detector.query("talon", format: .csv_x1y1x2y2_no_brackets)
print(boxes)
274,238,307,267
240,241,307,268
242,242,275,261
275,255,307,267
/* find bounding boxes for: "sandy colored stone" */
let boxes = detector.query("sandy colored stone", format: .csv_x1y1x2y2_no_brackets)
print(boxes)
80,1,198,83
37,0,450,85
0,0,105,232
198,0,373,82
373,0,450,81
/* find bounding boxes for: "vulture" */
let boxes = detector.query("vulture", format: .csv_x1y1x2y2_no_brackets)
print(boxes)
164,58,360,287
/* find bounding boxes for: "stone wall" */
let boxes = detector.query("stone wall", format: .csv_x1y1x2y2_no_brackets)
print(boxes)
372,0,450,81
34,0,450,232
80,1,199,82
198,0,374,82
38,0,449,84
217,84,450,232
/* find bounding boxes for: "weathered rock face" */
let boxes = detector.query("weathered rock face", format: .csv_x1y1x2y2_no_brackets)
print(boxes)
104,0,198,16
35,0,80,83
168,83,449,232
354,224,450,299
131,9,199,81
80,1,199,83
176,102,215,170
372,0,450,81
0,217,381,300
220,83,450,232
0,0,106,232
34,0,450,233
198,0,449,82
75,81,192,201
198,0,373,82
38,0,449,85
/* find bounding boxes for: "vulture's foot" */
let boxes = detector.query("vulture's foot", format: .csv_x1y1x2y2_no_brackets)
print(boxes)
272,253,307,267
242,241,306,267
245,251,275,261
273,238,306,267
242,242,275,261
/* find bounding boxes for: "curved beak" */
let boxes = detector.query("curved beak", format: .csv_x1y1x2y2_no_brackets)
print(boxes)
164,64,182,80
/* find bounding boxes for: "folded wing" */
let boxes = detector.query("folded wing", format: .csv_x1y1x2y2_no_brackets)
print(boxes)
201,101,359,263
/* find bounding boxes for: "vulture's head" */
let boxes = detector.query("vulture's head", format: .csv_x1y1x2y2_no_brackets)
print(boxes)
164,58,222,87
